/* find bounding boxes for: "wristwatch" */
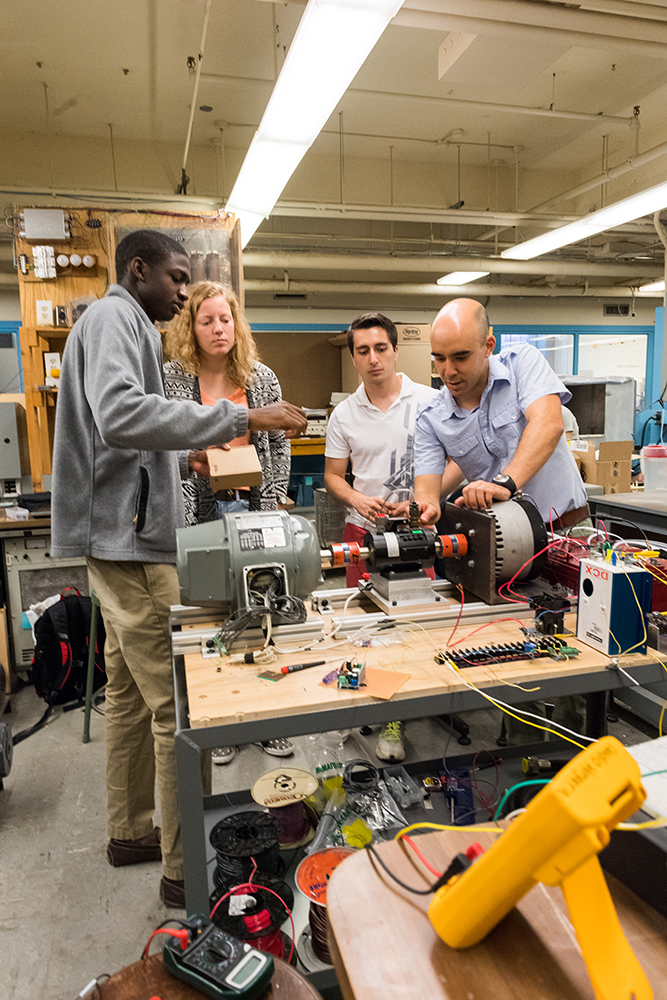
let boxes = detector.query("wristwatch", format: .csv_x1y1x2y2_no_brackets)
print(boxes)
492,473,517,497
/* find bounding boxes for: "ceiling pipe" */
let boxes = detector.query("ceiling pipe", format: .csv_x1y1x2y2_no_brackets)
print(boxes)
560,0,667,20
269,199,654,237
243,250,664,278
245,279,660,297
531,138,667,213
397,0,667,56
270,199,579,228
477,134,667,242
178,0,213,195
199,73,633,127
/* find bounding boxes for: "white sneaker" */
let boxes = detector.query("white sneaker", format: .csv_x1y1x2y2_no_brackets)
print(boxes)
257,738,294,757
212,746,237,765
376,721,405,762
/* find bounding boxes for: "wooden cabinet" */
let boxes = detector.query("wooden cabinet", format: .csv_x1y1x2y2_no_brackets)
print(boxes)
14,205,242,491
19,326,67,490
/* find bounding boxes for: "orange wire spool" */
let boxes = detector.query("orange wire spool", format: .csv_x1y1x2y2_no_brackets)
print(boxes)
437,533,468,558
329,542,363,567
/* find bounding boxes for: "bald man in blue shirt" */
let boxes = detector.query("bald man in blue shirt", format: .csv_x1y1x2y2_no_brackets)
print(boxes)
413,298,587,526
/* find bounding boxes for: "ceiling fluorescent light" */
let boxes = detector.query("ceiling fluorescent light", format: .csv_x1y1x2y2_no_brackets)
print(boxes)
639,279,665,292
437,270,490,285
502,179,667,260
226,0,403,247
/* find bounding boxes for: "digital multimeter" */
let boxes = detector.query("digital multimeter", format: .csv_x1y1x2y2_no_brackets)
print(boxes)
162,917,274,1000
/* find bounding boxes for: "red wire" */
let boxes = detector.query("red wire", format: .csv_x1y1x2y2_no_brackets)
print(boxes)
498,537,568,603
445,584,465,647
598,519,610,541
548,507,559,541
209,856,296,964
448,616,529,648
402,835,443,877
142,928,189,959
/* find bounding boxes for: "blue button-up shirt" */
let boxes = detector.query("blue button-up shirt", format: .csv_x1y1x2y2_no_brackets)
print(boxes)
414,343,587,521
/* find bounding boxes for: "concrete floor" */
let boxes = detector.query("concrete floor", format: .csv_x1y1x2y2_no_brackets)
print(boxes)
0,566,659,1000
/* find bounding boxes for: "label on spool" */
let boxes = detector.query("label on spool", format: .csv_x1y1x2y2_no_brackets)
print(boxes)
251,767,318,807
295,847,355,904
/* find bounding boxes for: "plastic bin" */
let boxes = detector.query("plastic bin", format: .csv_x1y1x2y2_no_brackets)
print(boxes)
641,445,667,490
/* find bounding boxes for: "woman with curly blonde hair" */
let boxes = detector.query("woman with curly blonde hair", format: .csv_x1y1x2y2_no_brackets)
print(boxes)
164,282,295,764
163,281,291,524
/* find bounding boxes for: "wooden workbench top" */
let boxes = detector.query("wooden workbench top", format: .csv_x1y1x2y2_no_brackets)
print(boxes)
183,612,663,729
326,830,667,1000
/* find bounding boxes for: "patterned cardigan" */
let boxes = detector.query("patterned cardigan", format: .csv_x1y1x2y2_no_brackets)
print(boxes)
163,359,291,525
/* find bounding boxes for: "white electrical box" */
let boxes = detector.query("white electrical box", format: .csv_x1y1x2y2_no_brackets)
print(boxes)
20,208,70,241
576,557,652,656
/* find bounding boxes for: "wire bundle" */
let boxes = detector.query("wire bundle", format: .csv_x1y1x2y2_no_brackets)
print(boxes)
210,811,285,889
214,576,306,652
308,902,332,964
267,801,312,847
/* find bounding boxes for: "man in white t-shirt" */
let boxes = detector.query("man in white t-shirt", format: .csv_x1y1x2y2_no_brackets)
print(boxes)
325,312,438,761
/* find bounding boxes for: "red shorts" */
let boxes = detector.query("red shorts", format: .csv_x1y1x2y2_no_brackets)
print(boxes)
343,522,436,587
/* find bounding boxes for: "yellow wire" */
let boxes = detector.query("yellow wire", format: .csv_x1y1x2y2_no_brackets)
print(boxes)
447,660,597,750
442,656,588,750
660,703,666,738
395,821,504,839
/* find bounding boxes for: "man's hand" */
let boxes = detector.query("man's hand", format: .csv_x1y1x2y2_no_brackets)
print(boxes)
416,500,441,526
354,494,393,522
188,450,210,477
248,402,307,438
455,480,512,510
189,443,231,478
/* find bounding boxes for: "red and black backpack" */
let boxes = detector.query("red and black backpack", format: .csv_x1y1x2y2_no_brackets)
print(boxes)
31,592,106,707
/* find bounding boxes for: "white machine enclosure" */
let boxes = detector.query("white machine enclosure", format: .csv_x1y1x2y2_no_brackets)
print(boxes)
576,557,652,656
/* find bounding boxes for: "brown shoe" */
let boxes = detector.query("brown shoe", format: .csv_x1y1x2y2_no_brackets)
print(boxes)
107,827,162,867
160,875,186,909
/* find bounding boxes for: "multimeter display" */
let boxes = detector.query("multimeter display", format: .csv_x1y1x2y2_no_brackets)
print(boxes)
226,952,266,989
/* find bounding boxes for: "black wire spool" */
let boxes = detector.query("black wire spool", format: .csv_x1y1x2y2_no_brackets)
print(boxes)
308,902,332,965
209,877,294,936
210,811,285,887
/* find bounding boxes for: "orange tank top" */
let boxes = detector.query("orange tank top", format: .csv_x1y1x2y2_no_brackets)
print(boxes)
200,384,252,448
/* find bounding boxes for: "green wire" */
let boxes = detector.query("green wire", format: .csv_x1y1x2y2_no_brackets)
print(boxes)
493,769,667,822
493,779,550,821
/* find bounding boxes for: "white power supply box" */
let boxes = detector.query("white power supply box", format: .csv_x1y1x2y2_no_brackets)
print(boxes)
576,557,652,656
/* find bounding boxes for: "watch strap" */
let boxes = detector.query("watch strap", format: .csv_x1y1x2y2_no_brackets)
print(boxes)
493,474,517,497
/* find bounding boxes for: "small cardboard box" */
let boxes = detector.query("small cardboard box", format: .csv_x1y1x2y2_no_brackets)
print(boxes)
573,440,633,495
207,445,263,491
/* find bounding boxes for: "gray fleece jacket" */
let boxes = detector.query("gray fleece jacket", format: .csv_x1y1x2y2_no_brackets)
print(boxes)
51,285,248,563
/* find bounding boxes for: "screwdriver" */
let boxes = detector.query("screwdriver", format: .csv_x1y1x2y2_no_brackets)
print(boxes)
280,659,327,675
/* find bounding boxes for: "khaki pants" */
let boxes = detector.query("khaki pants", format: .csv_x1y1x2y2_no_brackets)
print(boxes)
86,557,183,880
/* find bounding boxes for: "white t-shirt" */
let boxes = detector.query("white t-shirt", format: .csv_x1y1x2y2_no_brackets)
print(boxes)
325,373,439,530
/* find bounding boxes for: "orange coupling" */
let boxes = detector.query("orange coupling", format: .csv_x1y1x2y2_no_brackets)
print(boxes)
436,533,468,558
329,541,363,567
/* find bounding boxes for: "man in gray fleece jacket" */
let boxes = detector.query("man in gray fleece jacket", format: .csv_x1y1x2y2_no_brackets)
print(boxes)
51,229,306,909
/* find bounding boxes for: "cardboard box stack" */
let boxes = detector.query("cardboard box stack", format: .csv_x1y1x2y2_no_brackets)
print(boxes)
571,440,633,494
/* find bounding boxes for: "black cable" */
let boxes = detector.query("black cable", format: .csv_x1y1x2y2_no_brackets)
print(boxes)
594,514,649,546
342,759,380,793
364,843,435,895
12,705,52,745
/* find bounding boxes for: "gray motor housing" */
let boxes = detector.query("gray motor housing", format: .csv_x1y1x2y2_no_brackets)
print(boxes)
176,511,324,609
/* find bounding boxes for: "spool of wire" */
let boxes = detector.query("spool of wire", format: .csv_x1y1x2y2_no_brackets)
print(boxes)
308,902,332,965
210,811,284,888
267,801,312,848
209,881,296,964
